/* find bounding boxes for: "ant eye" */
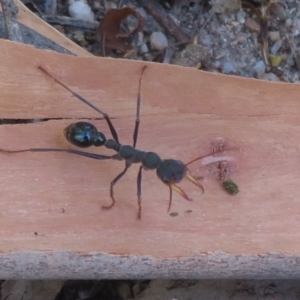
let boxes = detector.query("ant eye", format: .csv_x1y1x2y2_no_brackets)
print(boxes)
64,122,105,148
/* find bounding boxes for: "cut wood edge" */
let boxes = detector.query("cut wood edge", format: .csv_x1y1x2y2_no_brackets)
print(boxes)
0,0,93,57
2,252,300,279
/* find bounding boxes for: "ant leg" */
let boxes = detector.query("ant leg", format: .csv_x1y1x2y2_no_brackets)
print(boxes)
137,166,143,219
0,148,114,160
133,66,147,148
38,66,120,145
102,163,131,211
168,185,172,212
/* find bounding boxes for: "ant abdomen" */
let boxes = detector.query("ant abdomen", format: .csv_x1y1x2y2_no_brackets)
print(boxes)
156,159,187,184
64,122,106,148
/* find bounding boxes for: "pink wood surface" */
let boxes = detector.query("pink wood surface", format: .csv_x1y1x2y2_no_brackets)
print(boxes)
0,40,300,278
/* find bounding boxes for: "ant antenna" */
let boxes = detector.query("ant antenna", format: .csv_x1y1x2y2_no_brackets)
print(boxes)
185,146,238,167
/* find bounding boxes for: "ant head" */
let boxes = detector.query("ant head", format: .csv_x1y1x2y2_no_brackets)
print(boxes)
156,159,204,203
64,122,106,148
156,159,187,184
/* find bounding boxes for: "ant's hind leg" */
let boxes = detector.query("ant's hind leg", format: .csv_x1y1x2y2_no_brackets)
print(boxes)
38,66,120,145
168,185,173,212
0,148,114,160
102,164,130,211
137,166,143,219
132,66,147,148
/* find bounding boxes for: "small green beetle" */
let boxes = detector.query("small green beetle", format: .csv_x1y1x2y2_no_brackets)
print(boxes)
223,179,239,195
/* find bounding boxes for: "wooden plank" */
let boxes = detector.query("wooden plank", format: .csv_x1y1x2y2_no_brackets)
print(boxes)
0,39,300,278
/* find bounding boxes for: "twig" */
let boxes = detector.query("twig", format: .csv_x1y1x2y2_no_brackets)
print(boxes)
43,15,99,31
142,0,190,44
0,0,23,42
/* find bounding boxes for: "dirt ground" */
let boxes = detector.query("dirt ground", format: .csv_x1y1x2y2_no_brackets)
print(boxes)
51,0,300,82
2,278,300,299
1,0,300,299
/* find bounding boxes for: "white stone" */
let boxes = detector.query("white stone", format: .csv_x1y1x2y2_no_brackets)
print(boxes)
68,0,94,22
150,32,168,51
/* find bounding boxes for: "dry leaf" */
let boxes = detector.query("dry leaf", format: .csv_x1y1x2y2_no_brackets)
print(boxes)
97,7,146,53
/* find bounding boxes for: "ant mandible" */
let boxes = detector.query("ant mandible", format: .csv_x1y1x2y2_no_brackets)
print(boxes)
1,65,227,219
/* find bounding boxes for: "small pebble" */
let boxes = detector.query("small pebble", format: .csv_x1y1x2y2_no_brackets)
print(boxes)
245,17,260,33
231,21,239,27
269,3,287,21
68,0,94,22
260,73,281,82
132,284,142,297
198,30,213,47
173,44,211,68
150,32,168,51
295,51,300,70
104,0,117,10
222,61,236,74
268,31,280,42
285,18,293,28
271,39,282,55
143,53,153,62
140,43,149,54
117,283,132,299
253,60,266,78
236,10,246,23
292,18,300,36
136,32,144,47
133,281,151,297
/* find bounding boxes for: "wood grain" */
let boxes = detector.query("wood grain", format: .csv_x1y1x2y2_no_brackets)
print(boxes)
1,39,300,278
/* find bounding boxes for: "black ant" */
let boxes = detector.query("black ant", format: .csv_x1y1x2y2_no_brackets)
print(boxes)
0,65,230,219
